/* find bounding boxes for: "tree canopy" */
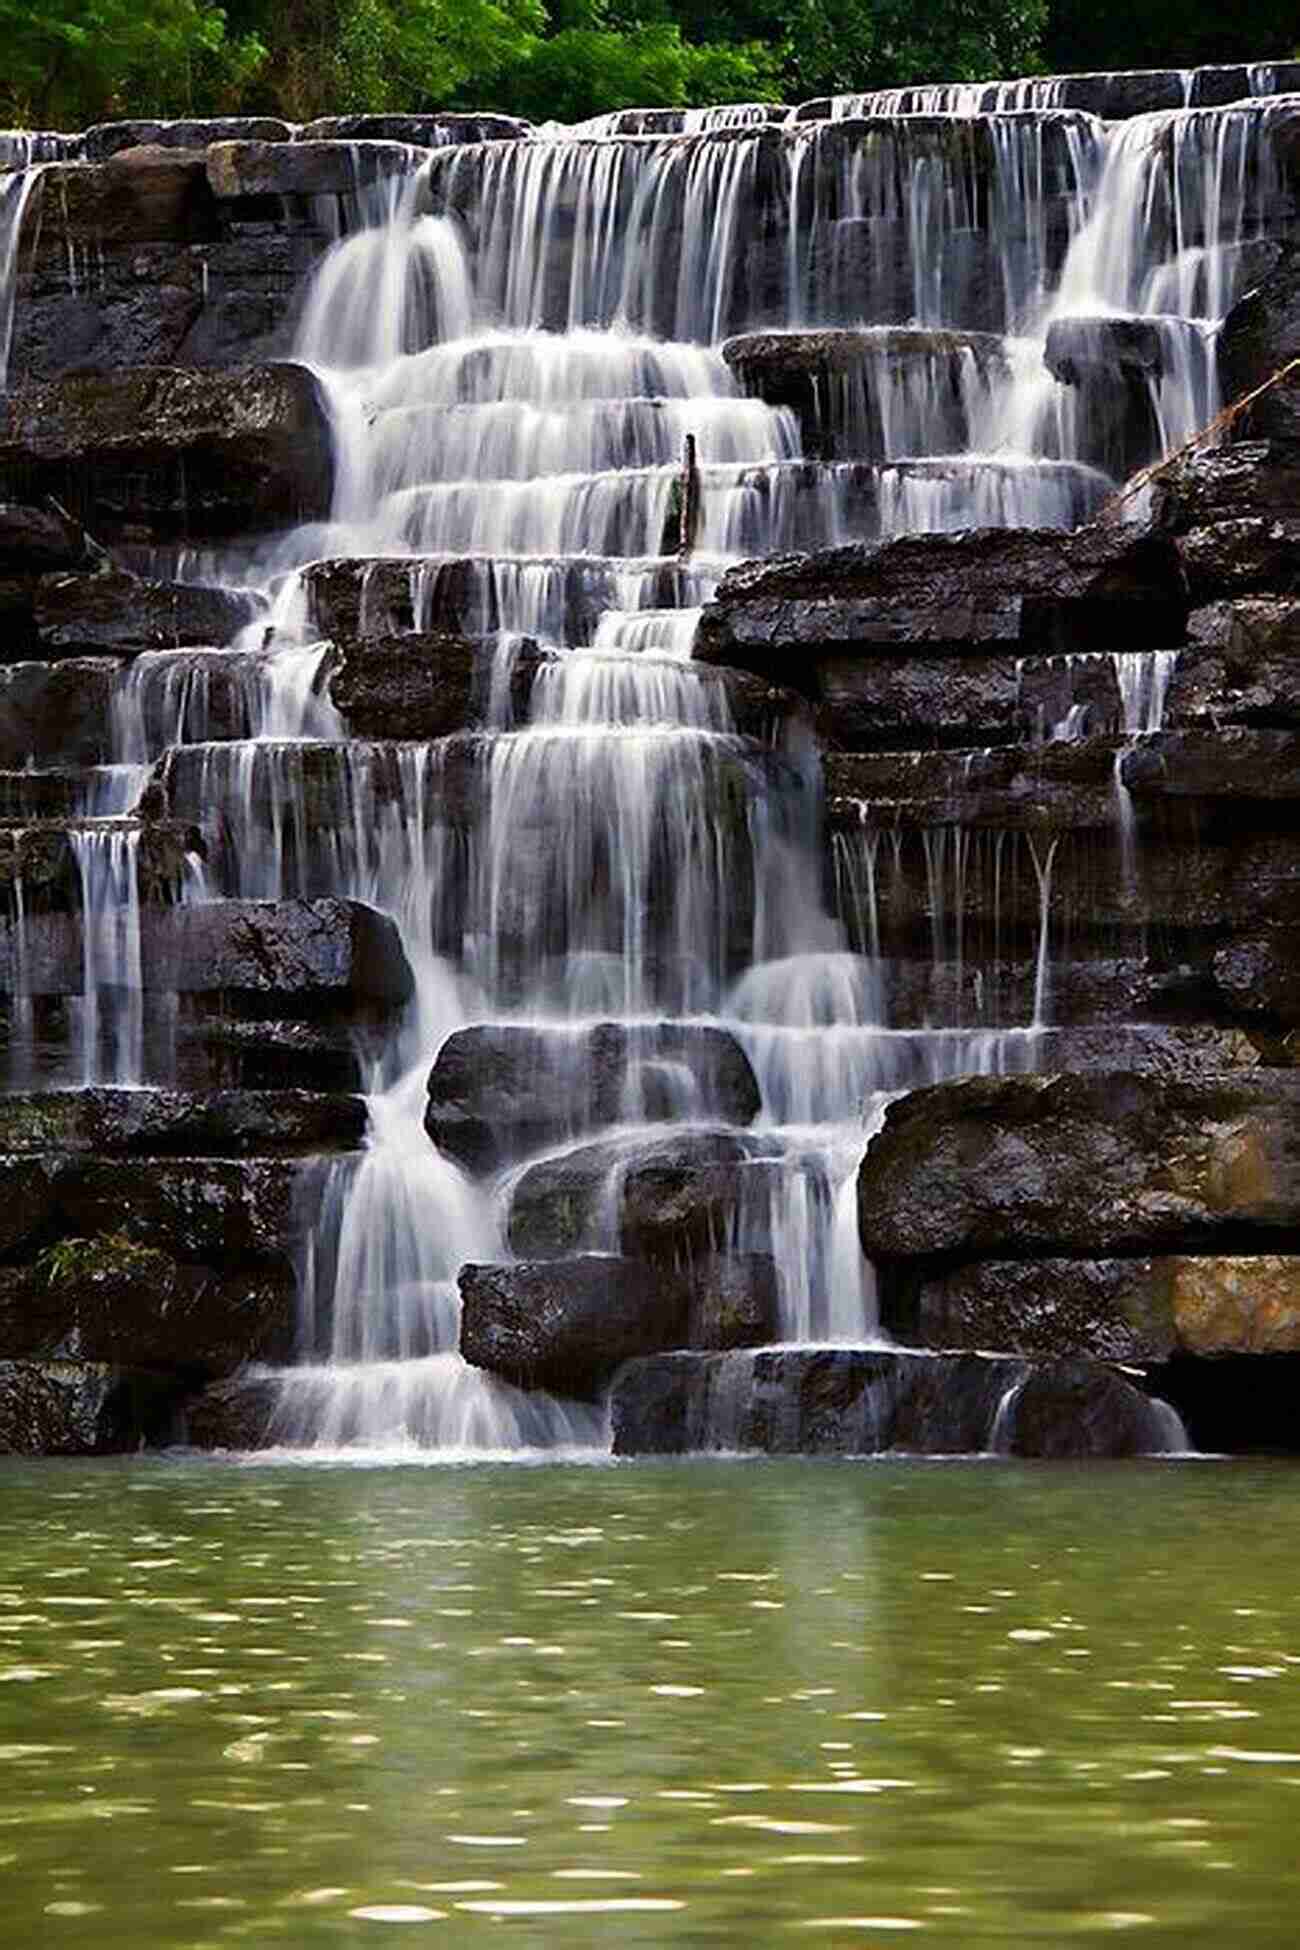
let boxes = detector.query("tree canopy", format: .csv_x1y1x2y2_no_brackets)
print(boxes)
2,0,1296,130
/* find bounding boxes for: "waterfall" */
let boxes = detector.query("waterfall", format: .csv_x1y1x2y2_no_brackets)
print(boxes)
5,81,1285,1453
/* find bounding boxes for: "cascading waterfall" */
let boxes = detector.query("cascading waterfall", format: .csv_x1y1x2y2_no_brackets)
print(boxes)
2,78,1281,1451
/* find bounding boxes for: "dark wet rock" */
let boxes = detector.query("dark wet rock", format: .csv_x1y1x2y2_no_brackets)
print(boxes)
427,1022,760,1173
83,119,293,162
0,659,121,766
814,647,1123,750
686,1252,779,1350
0,1156,65,1255
888,1257,1177,1361
58,1157,303,1265
0,1248,295,1372
144,898,414,1007
0,899,411,1024
825,736,1121,832
295,113,531,145
858,1070,1300,1264
460,1255,681,1398
30,571,262,658
1169,600,1300,728
181,1018,365,1094
25,149,218,248
0,1089,365,1157
1000,1359,1173,1459
1213,932,1300,1024
1119,727,1300,801
0,365,334,542
1151,441,1300,537
329,631,535,739
610,1345,1177,1456
695,525,1188,683
1220,242,1300,445
206,139,416,201
0,1359,174,1455
507,1129,762,1258
1177,517,1300,601
182,1371,282,1449
0,502,92,576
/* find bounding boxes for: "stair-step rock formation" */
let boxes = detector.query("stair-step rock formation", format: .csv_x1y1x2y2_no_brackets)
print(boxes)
2,78,1299,1458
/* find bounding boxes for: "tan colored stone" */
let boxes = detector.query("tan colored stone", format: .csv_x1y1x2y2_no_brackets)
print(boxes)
1167,1256,1300,1353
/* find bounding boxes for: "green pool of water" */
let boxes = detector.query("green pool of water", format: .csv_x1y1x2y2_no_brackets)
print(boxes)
1,1454,1298,1945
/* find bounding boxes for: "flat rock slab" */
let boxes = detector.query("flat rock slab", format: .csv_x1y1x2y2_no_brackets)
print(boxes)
695,523,1187,677
0,896,412,1008
30,571,262,658
611,1347,1176,1457
0,1089,365,1156
207,139,417,200
0,365,334,541
427,1021,760,1173
858,1070,1300,1263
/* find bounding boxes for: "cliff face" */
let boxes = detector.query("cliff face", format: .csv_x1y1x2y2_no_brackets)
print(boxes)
0,76,1298,1458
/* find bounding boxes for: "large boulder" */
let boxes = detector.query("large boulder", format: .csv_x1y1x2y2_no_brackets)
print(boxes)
1177,516,1300,602
694,524,1188,684
182,1371,282,1449
0,365,334,541
997,1359,1178,1459
459,1255,681,1398
858,1070,1300,1264
426,1021,760,1173
507,1129,764,1257
0,1359,174,1455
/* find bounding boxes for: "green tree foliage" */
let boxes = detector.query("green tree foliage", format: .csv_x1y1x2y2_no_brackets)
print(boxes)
2,0,1295,131
0,0,265,126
